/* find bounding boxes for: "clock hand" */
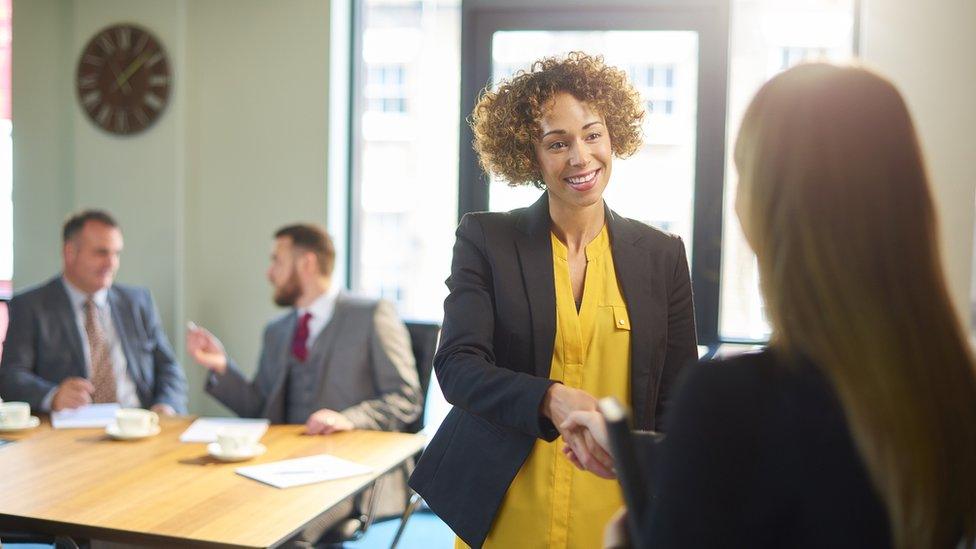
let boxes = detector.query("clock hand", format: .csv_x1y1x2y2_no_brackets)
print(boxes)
112,52,151,92
109,61,132,94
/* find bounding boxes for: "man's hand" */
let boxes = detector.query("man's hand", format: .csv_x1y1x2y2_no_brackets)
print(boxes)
150,403,177,417
560,409,616,478
185,323,228,375
305,409,354,435
52,377,94,411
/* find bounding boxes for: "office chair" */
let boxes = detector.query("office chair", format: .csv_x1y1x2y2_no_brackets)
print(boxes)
319,321,441,548
388,321,440,548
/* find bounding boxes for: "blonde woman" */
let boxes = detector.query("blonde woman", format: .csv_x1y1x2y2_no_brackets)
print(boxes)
565,63,976,548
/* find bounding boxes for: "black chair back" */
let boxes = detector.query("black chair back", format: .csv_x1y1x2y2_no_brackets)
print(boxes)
404,321,440,434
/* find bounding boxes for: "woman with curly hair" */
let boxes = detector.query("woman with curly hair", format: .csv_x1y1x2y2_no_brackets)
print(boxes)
409,52,698,548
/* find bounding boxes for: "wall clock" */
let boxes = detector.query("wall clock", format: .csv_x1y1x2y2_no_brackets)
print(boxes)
76,24,171,136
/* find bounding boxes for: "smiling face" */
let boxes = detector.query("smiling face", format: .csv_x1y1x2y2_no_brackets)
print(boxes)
533,92,613,213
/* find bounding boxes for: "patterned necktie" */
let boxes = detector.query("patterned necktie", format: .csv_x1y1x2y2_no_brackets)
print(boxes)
85,298,117,403
291,312,313,362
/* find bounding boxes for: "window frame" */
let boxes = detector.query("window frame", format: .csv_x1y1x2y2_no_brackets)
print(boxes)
339,0,862,346
458,1,731,345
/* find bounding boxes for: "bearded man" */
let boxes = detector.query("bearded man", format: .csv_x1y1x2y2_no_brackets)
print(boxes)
186,223,420,543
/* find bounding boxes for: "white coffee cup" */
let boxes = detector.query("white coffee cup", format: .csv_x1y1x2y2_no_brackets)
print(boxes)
115,408,159,436
217,428,260,455
0,401,30,427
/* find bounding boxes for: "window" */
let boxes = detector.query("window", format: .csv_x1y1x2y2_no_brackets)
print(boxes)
629,64,676,116
365,64,407,113
347,0,461,322
719,0,857,342
341,0,858,345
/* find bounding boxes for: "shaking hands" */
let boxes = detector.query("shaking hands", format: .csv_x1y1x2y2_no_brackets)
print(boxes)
542,383,615,479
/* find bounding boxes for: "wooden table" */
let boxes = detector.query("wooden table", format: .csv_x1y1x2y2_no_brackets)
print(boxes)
0,416,426,548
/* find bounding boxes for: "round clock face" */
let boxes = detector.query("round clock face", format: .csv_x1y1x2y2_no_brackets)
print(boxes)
76,24,171,136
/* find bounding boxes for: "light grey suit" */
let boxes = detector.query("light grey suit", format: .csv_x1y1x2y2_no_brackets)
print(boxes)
0,276,188,412
206,292,421,519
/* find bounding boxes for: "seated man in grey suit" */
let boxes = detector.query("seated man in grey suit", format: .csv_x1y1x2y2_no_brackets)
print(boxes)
0,209,187,415
186,223,421,540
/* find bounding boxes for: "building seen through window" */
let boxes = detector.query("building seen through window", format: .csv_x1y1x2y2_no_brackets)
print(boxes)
720,0,855,341
353,0,461,322
348,0,856,342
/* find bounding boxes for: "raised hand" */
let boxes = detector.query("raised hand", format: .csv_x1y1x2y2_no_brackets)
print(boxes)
185,322,228,375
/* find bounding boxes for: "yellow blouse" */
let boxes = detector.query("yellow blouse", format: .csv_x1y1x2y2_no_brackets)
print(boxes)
460,225,632,549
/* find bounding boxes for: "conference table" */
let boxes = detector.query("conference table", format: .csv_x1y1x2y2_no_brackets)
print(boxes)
0,416,426,548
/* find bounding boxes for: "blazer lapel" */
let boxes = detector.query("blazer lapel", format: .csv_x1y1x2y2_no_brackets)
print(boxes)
107,288,146,390
606,206,655,429
515,192,557,379
50,279,87,377
268,313,298,402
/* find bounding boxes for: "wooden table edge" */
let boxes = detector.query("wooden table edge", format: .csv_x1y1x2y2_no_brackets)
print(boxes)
0,430,427,548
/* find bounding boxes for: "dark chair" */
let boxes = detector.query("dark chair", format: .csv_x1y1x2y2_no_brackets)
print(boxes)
320,320,441,548
403,321,441,434
389,321,441,548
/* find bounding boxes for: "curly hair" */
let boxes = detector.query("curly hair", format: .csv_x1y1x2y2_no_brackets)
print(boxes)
470,51,645,188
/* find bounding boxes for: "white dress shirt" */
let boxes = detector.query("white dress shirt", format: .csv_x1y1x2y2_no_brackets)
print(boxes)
295,284,341,348
40,278,141,411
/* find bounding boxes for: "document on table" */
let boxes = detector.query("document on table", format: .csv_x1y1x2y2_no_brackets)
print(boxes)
51,403,120,429
236,454,373,489
179,417,270,443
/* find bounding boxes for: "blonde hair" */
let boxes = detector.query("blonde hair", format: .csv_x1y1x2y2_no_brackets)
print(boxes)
734,63,976,548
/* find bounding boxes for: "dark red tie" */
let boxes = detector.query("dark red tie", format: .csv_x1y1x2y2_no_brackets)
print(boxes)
291,312,313,361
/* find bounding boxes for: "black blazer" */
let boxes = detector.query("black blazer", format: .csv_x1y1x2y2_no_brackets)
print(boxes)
634,350,891,548
409,192,698,547
0,276,188,413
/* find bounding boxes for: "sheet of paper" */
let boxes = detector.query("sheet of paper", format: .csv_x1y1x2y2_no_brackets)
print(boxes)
179,417,270,443
51,403,120,429
235,454,373,489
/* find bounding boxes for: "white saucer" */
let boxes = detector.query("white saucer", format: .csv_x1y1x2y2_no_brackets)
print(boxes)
105,422,161,440
207,442,267,462
0,416,40,432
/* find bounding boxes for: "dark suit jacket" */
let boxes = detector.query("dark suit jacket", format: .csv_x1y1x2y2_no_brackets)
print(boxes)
409,192,698,547
0,276,188,413
633,350,891,548
205,292,422,517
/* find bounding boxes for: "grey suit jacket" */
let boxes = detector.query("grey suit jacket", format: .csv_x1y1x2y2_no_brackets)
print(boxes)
205,292,422,516
0,276,188,413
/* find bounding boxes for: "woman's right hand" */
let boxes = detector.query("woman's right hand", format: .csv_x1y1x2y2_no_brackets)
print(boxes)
543,384,615,477
542,383,598,427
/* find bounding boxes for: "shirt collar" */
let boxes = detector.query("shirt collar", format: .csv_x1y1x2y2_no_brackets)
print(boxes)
297,283,341,320
61,276,110,310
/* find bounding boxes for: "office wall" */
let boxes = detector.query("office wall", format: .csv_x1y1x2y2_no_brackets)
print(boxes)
13,0,187,367
11,0,73,287
860,0,976,328
12,0,330,414
10,0,976,412
184,1,329,415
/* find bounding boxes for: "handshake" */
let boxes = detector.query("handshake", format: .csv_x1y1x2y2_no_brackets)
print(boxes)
543,383,614,479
